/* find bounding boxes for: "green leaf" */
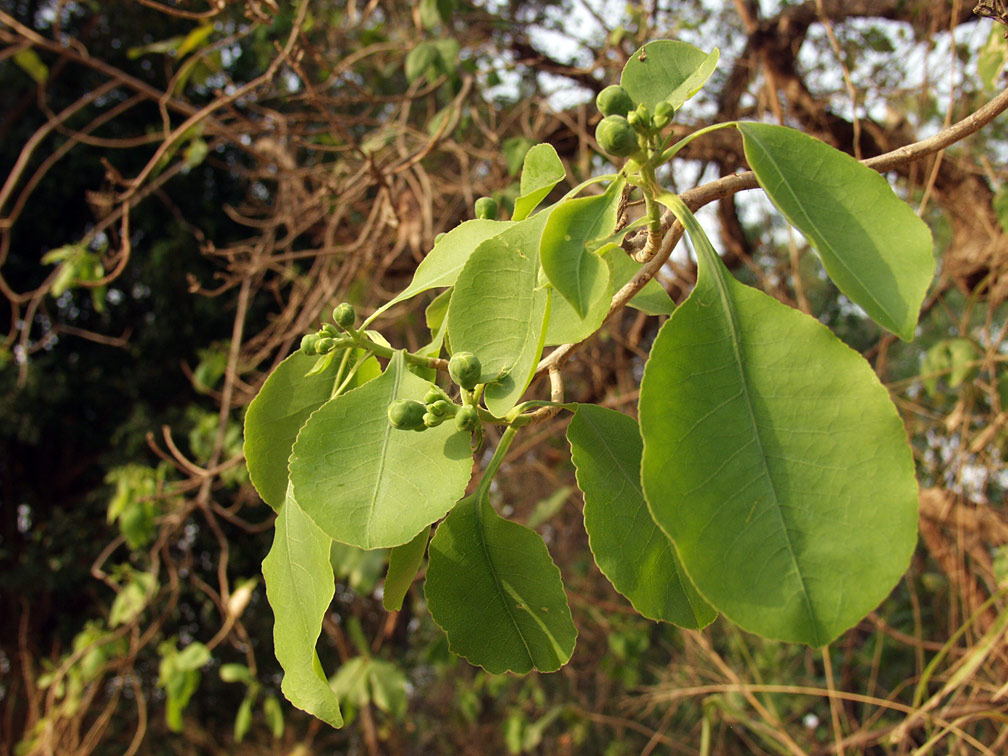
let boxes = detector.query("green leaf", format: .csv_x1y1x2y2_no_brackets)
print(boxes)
219,663,254,685
620,41,717,110
513,144,565,221
639,194,919,646
368,660,408,718
405,42,438,82
370,220,510,320
263,694,285,739
243,351,342,511
737,122,933,341
502,137,536,178
567,405,715,627
234,695,253,742
262,485,343,728
544,266,612,346
425,492,577,674
108,571,157,627
447,212,550,397
482,287,549,417
13,48,48,84
382,527,429,611
603,246,676,315
993,186,1008,235
540,180,622,317
289,351,473,549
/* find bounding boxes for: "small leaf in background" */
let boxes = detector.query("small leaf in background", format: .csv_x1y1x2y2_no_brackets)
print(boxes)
13,48,48,83
157,641,209,732
383,527,429,611
602,245,676,315
737,122,933,341
502,137,537,178
405,42,439,82
234,695,253,742
640,194,919,646
567,404,715,627
993,186,1008,235
620,40,716,110
263,694,285,739
513,143,565,220
219,664,254,685
290,351,473,549
525,485,573,530
109,570,157,627
262,485,343,728
419,0,455,28
425,492,577,674
540,180,623,317
920,338,980,396
367,659,408,718
978,26,1008,92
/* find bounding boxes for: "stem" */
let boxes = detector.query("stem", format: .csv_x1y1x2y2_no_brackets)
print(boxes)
475,425,518,500
656,121,738,164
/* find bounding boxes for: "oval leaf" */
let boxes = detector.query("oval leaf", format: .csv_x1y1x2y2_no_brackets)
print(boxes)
568,404,716,627
425,492,577,674
447,212,550,390
540,180,622,318
244,351,343,511
737,122,933,341
382,527,429,611
262,485,343,728
620,41,718,110
514,144,565,221
290,351,473,549
639,194,919,646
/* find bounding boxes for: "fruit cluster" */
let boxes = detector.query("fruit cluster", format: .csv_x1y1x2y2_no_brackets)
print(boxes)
594,84,676,159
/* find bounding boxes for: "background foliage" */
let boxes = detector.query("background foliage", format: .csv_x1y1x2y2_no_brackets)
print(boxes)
2,0,1008,753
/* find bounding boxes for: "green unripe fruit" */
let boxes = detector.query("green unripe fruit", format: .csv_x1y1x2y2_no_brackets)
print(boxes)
448,351,482,390
388,399,427,431
332,303,356,329
455,406,479,432
300,333,320,355
595,85,635,117
474,196,499,220
654,101,675,120
315,337,335,353
595,115,638,158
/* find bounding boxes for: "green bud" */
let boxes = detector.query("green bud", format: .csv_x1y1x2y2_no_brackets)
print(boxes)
595,115,638,158
595,85,635,117
320,323,339,337
332,303,356,329
423,411,444,428
474,196,499,220
428,399,453,417
455,406,479,432
448,351,482,390
652,113,670,130
654,101,675,120
424,387,447,405
315,337,335,354
388,399,427,431
300,333,320,355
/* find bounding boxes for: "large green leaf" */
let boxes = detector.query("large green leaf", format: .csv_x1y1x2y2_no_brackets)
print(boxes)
568,404,715,627
483,287,549,417
513,144,565,221
737,122,933,341
425,492,577,674
447,212,550,388
540,180,622,318
244,351,342,511
289,352,473,549
620,41,718,111
544,266,612,346
262,485,343,728
638,194,919,646
369,219,511,322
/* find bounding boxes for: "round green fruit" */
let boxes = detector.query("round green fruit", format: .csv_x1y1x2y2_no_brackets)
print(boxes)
300,333,320,355
448,351,482,390
595,115,638,158
595,85,635,117
474,196,499,220
388,399,427,431
332,303,356,329
455,406,479,432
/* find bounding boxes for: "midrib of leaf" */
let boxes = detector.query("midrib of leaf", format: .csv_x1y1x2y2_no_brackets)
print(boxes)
661,193,817,636
742,130,894,327
474,494,535,668
365,354,404,548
